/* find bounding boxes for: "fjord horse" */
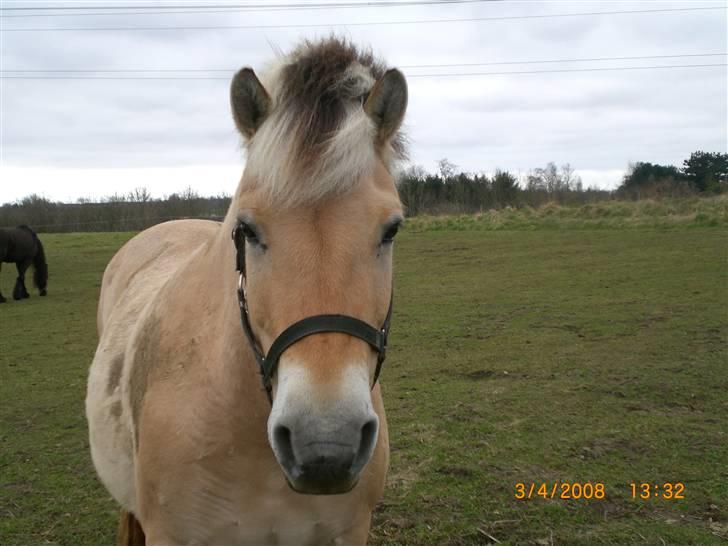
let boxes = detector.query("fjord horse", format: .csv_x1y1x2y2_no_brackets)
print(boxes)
0,225,48,303
86,38,407,545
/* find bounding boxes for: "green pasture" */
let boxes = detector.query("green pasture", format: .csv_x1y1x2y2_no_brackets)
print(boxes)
1,219,726,544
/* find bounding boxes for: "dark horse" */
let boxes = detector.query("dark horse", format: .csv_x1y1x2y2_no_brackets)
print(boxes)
0,225,48,303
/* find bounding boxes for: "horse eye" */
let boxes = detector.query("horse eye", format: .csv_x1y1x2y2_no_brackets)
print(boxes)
381,223,400,245
241,223,259,245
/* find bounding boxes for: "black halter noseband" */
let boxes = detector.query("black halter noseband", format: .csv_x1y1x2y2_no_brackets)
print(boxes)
232,223,393,403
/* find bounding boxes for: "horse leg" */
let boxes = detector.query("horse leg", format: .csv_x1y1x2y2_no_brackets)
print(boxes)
0,262,5,303
12,274,24,300
14,259,32,300
117,509,146,546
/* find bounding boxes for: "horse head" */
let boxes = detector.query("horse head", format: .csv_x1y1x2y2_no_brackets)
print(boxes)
230,39,407,494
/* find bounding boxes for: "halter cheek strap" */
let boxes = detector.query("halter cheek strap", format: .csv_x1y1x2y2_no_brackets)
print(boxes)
232,223,392,404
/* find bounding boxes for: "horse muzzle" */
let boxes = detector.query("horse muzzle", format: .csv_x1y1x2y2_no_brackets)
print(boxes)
267,362,380,495
271,411,379,495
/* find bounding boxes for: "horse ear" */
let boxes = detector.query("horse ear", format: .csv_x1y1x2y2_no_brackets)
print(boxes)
231,68,271,140
364,68,408,145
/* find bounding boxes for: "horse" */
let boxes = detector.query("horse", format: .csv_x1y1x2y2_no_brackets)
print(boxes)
86,37,408,545
0,225,48,303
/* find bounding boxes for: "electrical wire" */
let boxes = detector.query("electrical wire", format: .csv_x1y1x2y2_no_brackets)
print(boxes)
1,0,504,17
2,53,725,73
0,0,502,11
2,63,725,80
2,6,723,32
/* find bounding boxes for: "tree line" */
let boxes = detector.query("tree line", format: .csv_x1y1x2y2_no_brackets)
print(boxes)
1,151,724,232
0,188,229,233
617,151,728,199
398,152,727,214
398,159,609,216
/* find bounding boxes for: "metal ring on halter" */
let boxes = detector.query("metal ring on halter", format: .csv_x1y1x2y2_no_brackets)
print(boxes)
237,272,247,310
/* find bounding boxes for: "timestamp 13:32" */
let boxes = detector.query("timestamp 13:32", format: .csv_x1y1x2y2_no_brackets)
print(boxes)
630,482,685,500
513,482,686,501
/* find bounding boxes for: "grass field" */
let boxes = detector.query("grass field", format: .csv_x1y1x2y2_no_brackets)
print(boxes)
1,216,727,544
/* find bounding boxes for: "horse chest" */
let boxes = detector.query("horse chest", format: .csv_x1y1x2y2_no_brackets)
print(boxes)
169,483,358,546
203,509,344,546
145,452,368,546
134,375,380,545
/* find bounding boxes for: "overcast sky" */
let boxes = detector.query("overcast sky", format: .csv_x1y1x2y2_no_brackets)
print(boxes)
1,0,726,203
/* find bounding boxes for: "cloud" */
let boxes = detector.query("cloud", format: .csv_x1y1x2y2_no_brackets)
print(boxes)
1,1,725,200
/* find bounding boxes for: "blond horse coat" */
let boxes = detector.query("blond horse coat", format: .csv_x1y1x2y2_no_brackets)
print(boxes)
86,39,407,545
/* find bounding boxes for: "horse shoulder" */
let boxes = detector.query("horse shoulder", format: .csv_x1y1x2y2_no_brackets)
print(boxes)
88,220,219,511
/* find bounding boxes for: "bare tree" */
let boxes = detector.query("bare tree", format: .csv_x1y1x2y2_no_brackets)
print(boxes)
128,187,152,203
437,158,459,180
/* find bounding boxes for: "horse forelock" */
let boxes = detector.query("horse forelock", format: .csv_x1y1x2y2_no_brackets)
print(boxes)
241,37,407,207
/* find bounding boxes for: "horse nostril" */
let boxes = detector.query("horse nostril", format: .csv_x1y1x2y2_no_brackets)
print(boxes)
272,424,296,471
354,418,379,470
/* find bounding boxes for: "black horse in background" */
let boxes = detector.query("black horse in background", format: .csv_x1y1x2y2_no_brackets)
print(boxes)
0,225,48,303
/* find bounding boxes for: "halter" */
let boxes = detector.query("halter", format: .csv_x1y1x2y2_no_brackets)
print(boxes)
232,223,393,404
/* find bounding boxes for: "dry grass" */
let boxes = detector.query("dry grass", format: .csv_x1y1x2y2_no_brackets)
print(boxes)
405,195,728,232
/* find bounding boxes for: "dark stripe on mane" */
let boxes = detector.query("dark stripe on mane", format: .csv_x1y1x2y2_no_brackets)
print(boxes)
276,37,406,171
241,37,408,206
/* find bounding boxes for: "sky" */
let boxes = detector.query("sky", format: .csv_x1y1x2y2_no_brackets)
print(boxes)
0,0,726,204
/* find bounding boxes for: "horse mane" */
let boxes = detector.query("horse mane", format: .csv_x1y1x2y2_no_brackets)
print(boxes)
241,37,408,206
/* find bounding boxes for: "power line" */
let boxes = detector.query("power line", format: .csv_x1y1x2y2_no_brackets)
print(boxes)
403,53,727,69
407,63,727,78
0,6,469,18
2,63,724,79
2,53,725,73
2,6,723,32
1,0,502,17
0,0,500,10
